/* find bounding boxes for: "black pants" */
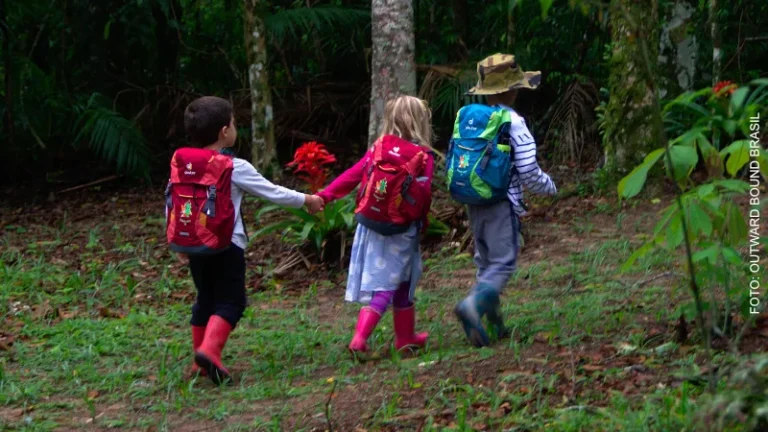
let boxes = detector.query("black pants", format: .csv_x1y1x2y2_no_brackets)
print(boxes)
188,245,247,328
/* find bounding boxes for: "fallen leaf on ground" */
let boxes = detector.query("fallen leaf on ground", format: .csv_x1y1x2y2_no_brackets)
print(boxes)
582,364,604,372
99,307,125,319
58,308,76,319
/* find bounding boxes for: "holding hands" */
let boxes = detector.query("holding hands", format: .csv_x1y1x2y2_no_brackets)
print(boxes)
304,194,325,214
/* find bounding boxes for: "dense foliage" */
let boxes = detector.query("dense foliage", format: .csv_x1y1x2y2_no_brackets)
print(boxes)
1,0,766,188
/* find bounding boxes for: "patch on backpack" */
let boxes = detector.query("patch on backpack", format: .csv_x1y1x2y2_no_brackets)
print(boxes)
458,155,469,169
181,201,192,218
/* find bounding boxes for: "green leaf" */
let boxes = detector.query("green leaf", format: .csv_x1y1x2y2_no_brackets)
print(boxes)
725,203,748,245
697,184,715,198
252,220,294,238
621,241,654,272
299,221,316,241
720,140,751,176
730,87,749,112
103,20,112,40
666,145,698,181
721,247,743,265
688,202,712,237
693,245,719,264
618,148,666,199
283,206,317,223
256,204,283,219
342,212,355,228
540,0,553,18
666,213,684,249
654,205,679,237
712,179,750,193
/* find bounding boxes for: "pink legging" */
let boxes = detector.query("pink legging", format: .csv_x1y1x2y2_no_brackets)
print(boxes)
368,282,412,314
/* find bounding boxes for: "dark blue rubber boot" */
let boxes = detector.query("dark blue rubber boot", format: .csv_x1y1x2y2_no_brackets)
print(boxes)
454,285,500,348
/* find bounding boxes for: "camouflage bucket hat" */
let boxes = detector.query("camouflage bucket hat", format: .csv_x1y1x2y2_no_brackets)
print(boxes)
466,54,542,96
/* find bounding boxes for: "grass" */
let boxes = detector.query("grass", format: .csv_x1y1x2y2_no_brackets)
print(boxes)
0,193,763,431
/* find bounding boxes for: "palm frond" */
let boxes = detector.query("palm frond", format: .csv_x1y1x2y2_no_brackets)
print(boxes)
418,65,477,121
265,6,370,44
544,80,601,165
74,95,150,179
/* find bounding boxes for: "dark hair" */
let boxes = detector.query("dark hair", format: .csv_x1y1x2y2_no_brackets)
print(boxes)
184,96,233,146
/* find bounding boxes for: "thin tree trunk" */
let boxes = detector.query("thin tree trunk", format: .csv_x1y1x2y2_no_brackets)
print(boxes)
368,0,416,146
603,0,660,172
244,0,275,170
506,0,515,52
1,0,13,149
709,0,721,84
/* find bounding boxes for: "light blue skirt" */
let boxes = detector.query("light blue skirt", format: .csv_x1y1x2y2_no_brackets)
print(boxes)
345,223,422,305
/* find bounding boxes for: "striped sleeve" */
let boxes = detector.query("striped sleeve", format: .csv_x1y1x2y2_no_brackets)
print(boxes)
509,118,556,196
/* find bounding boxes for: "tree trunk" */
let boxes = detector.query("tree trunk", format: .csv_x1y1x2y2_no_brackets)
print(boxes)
602,0,661,172
709,0,721,85
1,0,13,150
244,0,275,170
368,0,416,146
658,1,697,97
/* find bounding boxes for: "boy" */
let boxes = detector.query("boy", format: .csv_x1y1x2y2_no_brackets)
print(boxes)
175,96,324,384
452,54,556,347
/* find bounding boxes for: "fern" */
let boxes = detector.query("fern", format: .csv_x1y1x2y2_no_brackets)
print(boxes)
265,6,370,43
74,95,150,179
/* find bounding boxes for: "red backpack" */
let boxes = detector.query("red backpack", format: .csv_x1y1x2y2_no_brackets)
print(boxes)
165,148,235,255
355,135,429,235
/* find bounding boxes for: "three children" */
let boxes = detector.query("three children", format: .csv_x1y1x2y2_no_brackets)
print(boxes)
169,53,554,383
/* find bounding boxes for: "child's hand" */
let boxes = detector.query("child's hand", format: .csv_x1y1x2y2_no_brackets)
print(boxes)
305,194,325,214
175,252,189,265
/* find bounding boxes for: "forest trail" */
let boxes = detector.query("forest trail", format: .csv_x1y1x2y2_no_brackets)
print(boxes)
1,189,764,431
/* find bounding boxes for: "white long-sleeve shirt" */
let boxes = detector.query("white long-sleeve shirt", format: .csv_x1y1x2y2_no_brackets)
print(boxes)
499,105,557,215
229,158,305,249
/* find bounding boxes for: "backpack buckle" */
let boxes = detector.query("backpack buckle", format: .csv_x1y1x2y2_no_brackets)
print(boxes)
401,175,413,194
202,185,217,217
480,142,494,170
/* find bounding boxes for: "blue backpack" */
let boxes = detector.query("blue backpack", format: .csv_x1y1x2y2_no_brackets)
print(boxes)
446,104,513,205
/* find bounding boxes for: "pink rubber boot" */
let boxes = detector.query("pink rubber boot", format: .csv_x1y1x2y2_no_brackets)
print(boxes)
190,325,207,377
348,307,382,354
393,306,429,351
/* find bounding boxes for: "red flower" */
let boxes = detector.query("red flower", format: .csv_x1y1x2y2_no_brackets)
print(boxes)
713,81,736,97
286,141,337,193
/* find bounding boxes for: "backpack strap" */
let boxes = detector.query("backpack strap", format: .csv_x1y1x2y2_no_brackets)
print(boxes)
164,180,173,209
400,150,426,205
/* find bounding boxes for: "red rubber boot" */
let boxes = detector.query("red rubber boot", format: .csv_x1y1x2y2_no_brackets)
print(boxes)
190,325,207,377
348,307,382,355
194,316,233,385
393,306,429,352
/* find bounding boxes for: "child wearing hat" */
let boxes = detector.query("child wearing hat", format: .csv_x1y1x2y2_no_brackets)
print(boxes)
447,54,556,347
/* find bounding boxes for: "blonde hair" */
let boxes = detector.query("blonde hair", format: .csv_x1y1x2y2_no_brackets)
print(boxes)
379,95,433,149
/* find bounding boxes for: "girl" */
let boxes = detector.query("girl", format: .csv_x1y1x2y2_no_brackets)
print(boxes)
317,95,435,354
